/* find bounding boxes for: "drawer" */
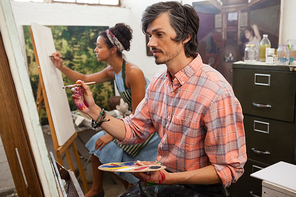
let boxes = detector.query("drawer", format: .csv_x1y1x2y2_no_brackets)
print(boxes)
244,115,295,164
231,159,269,197
233,69,296,122
262,180,296,197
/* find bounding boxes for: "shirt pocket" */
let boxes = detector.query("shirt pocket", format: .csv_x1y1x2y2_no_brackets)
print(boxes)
169,117,206,154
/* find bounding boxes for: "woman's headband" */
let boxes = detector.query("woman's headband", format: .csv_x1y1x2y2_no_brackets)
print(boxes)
105,29,125,52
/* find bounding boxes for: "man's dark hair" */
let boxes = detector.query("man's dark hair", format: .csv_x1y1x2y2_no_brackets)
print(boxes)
141,1,199,58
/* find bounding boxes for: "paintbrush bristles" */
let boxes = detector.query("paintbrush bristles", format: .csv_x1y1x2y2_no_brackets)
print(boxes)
62,82,96,89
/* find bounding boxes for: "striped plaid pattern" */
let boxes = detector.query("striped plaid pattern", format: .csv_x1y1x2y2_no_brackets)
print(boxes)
122,55,247,187
113,132,156,157
119,90,132,109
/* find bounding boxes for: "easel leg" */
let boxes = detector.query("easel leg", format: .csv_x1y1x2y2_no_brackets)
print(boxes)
65,148,75,174
72,141,89,193
56,151,64,166
57,140,89,193
36,81,44,115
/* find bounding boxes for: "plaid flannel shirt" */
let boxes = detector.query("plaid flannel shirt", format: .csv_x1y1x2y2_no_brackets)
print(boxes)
121,55,247,187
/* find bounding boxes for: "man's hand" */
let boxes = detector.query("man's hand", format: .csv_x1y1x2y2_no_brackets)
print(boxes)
95,134,114,150
71,80,97,115
131,161,168,185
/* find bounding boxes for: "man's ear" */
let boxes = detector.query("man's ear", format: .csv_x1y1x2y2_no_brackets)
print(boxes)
182,33,192,45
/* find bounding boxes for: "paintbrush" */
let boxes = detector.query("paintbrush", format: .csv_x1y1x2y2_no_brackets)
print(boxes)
62,82,96,89
49,56,66,60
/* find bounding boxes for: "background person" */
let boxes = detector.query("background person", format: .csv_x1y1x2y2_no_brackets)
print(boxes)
242,24,261,60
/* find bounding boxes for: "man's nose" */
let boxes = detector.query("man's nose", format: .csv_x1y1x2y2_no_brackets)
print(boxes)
147,36,156,48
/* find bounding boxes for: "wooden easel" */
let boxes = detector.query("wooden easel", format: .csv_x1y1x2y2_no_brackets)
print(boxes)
0,28,44,197
30,28,89,193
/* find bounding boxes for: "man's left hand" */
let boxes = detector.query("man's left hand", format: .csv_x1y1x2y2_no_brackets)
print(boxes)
131,161,168,185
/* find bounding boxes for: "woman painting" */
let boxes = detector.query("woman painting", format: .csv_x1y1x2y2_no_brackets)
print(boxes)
51,23,160,197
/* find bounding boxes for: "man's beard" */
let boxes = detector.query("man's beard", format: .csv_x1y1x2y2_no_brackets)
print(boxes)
153,47,181,65
154,56,168,65
150,47,164,64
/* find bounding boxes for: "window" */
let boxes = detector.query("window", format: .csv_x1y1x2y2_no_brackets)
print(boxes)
12,0,44,2
12,0,119,5
53,0,119,5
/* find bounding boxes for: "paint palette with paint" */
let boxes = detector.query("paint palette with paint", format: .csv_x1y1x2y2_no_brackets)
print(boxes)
98,161,166,172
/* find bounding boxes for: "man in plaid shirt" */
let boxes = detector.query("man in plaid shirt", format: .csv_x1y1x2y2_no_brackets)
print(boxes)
72,1,246,196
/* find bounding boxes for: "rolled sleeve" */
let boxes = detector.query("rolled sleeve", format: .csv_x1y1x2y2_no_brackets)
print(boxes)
204,91,247,187
121,116,135,144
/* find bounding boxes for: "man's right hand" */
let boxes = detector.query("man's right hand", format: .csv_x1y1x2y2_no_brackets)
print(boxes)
71,80,100,119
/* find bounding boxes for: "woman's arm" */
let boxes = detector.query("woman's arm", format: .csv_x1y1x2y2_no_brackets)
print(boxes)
252,24,261,41
51,52,114,83
125,63,147,114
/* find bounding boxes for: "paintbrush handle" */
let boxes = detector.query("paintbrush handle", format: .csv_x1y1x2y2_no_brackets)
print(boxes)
62,82,96,89
49,56,66,60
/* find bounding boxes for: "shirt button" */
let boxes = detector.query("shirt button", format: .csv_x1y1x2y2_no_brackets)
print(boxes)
171,92,174,94
182,81,184,84
158,156,161,158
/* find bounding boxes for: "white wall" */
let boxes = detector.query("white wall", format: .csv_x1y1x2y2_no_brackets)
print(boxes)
11,0,169,80
10,0,296,80
9,0,211,80
279,0,296,44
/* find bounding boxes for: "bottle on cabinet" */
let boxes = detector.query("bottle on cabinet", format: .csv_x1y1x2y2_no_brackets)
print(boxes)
259,34,271,62
265,48,275,64
277,44,290,65
244,44,257,63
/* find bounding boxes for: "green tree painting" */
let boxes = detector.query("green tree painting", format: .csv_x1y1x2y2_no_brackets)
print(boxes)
23,25,114,125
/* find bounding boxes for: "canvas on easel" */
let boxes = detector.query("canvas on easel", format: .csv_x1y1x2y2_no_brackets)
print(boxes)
30,22,88,193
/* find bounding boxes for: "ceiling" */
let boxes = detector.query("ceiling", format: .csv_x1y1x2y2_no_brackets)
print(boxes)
192,0,280,14
220,0,248,6
192,1,221,14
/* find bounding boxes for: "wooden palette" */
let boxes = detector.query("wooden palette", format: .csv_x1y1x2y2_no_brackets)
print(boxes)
98,161,166,172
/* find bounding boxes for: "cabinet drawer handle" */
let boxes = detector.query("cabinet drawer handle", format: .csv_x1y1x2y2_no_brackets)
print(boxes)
252,102,271,108
251,148,270,155
249,191,261,197
254,73,270,86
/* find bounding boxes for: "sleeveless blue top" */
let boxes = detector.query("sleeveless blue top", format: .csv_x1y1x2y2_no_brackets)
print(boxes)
114,60,150,110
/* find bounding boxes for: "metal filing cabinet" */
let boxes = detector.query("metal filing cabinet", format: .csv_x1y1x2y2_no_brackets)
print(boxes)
230,62,296,197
